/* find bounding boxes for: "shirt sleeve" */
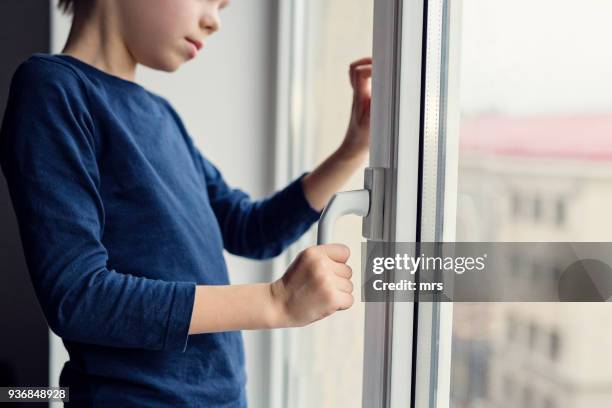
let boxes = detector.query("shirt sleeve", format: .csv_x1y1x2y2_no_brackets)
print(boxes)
0,59,195,352
180,134,322,259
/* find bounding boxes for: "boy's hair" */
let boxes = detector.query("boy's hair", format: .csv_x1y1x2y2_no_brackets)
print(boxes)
58,0,75,14
57,0,95,15
58,0,92,14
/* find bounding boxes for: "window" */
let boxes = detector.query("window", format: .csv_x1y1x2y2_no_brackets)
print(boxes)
511,192,521,218
555,197,566,226
533,194,542,222
550,330,561,361
528,323,538,351
510,193,566,225
506,315,517,342
291,0,612,406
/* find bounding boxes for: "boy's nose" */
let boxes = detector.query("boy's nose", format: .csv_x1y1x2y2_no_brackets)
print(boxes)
200,13,221,34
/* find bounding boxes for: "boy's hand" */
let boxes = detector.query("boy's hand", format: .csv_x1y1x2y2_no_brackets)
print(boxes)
299,57,373,211
270,244,354,327
340,57,373,159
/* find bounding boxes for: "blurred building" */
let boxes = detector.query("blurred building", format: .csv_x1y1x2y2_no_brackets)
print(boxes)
451,114,612,408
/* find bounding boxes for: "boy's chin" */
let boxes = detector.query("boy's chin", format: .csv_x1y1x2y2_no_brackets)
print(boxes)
140,55,185,73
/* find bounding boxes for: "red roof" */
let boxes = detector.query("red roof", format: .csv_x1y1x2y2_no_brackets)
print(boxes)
459,115,612,161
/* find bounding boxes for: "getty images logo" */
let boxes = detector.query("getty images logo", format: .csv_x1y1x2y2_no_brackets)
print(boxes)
371,253,488,275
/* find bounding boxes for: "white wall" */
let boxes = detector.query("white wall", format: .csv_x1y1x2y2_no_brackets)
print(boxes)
50,2,279,407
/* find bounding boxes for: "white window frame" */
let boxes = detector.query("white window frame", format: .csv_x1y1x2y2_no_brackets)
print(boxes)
366,0,462,406
269,1,315,407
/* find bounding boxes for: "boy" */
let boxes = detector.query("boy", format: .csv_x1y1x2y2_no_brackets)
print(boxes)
0,0,372,405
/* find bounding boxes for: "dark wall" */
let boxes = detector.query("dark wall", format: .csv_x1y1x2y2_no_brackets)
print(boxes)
0,1,51,387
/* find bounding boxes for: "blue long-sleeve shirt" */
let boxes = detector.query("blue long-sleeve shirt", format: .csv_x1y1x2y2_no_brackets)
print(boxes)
0,54,321,407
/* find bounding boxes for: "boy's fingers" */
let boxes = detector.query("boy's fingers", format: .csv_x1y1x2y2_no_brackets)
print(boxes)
349,57,373,89
318,243,350,263
351,65,373,93
355,65,373,95
350,57,373,69
355,65,373,77
333,263,353,279
334,276,354,294
337,292,355,311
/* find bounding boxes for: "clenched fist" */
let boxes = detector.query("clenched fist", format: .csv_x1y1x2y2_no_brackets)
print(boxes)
270,244,355,327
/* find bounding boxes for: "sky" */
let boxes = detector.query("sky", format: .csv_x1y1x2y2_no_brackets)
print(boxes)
459,0,612,116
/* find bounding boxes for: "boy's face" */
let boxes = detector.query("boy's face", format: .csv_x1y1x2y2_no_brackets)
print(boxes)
116,0,229,71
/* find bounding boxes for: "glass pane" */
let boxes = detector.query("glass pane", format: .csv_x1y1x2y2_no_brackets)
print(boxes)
286,1,373,408
450,1,612,407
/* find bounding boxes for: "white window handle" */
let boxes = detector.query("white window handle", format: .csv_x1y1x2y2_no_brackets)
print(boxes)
316,189,370,245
